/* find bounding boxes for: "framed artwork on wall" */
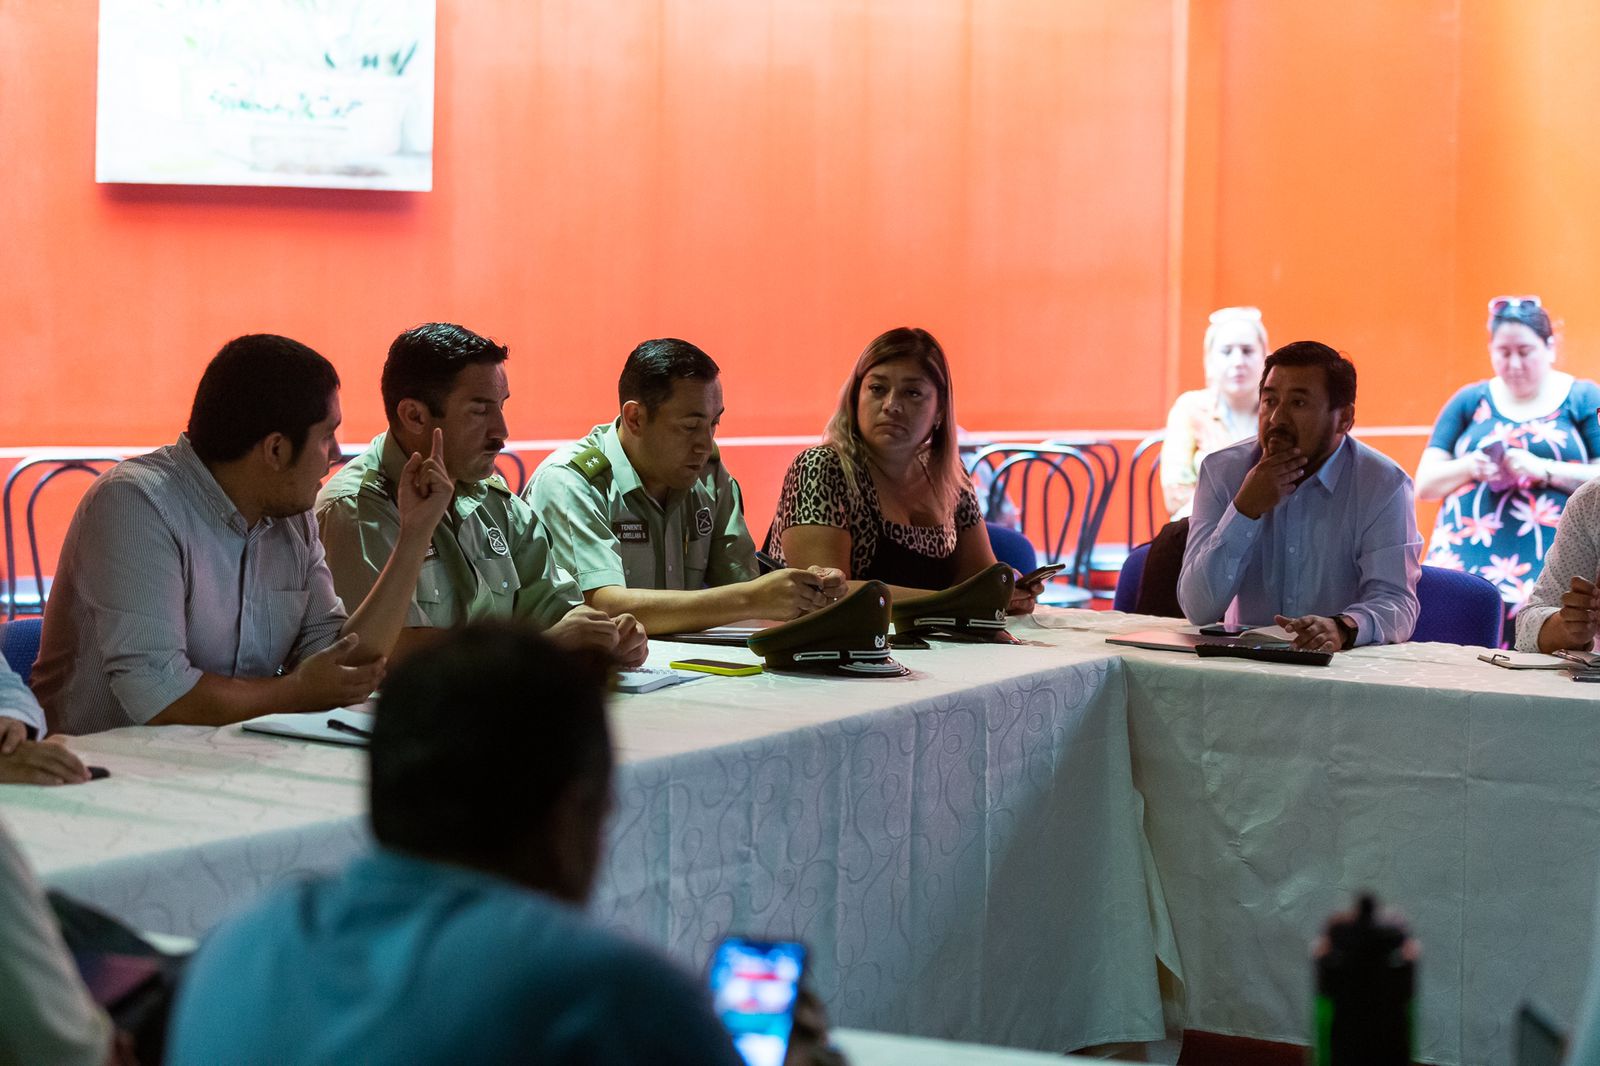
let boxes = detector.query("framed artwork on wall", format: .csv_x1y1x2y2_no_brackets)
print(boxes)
95,0,435,191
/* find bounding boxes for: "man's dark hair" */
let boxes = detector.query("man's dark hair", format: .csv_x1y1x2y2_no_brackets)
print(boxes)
187,334,340,463
381,322,510,424
369,623,614,868
617,338,719,414
1261,340,1357,410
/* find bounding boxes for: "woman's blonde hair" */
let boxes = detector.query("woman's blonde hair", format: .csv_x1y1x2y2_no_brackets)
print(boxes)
823,327,965,515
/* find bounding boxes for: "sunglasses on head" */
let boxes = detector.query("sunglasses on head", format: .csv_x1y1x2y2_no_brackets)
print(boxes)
1487,295,1542,329
1209,306,1263,325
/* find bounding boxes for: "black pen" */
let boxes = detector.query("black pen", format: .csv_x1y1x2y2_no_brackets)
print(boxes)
326,717,373,740
755,550,783,573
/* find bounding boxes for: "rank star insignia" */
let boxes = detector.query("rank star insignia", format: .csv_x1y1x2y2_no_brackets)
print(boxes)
695,506,713,537
486,526,510,556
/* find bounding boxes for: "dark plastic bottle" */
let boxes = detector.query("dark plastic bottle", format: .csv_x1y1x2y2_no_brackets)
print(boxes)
1311,893,1418,1066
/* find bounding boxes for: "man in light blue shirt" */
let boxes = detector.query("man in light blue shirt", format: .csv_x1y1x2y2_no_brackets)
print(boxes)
1179,341,1421,651
167,623,746,1066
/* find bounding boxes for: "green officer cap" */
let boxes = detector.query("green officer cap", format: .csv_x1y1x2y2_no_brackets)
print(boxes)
748,580,908,677
891,563,1017,643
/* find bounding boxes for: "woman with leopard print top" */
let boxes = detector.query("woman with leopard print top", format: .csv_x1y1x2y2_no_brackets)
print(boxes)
766,327,1041,614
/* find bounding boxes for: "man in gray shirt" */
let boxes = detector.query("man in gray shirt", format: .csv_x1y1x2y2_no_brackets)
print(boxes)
33,334,454,735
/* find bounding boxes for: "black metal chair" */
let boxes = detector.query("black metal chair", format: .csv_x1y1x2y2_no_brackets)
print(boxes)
1127,433,1166,550
3,452,130,620
973,445,1100,606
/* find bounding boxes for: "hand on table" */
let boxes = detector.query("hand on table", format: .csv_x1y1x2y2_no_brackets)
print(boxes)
806,566,848,603
749,569,834,620
290,634,384,711
1274,613,1347,653
0,734,91,786
1008,577,1041,615
611,613,649,669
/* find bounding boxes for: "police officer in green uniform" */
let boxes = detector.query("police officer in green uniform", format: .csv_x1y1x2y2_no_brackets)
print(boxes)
526,338,846,635
317,323,647,666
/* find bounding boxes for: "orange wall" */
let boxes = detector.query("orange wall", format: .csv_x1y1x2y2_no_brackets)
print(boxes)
12,1,1600,569
0,0,1179,541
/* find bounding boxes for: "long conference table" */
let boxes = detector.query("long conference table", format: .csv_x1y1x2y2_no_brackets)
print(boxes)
5,609,1600,1066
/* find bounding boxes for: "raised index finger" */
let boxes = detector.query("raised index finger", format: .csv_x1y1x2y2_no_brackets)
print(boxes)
430,427,444,461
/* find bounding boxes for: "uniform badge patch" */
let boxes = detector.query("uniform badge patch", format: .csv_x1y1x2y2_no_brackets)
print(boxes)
695,506,713,538
485,526,510,556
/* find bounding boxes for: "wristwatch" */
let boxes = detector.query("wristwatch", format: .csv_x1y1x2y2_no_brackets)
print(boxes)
1333,614,1358,650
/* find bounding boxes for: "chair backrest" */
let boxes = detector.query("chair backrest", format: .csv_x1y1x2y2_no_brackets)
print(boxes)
1113,542,1150,613
1046,437,1123,573
1413,565,1504,647
4,453,128,620
0,617,43,685
985,522,1037,574
980,446,1099,584
1127,433,1165,548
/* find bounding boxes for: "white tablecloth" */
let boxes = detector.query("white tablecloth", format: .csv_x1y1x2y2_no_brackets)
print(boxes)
8,609,1597,1066
0,629,1170,1055
1104,620,1600,1066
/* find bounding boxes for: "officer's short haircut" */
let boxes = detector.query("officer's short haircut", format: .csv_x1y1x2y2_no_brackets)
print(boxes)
1261,340,1357,411
187,334,340,464
381,322,509,424
617,338,720,415
369,622,614,867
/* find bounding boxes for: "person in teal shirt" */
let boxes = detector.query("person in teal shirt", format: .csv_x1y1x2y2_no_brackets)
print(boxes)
166,624,744,1066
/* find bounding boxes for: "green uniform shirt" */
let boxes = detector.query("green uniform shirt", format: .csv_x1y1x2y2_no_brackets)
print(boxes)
525,420,758,593
316,433,581,629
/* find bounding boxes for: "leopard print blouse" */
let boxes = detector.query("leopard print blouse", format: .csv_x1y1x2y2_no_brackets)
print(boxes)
767,445,982,576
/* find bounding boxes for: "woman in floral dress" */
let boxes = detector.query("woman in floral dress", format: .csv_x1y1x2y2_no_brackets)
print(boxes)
1416,297,1600,636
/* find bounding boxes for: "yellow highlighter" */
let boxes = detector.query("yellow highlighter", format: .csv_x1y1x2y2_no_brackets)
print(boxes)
669,658,764,677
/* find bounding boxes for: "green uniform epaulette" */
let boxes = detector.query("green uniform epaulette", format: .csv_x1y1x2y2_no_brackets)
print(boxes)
569,447,611,482
359,466,396,501
484,473,512,496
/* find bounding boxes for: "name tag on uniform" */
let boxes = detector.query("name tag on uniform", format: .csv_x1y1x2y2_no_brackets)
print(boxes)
614,520,649,544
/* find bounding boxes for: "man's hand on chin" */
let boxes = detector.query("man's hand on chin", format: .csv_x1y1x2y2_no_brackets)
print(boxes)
1234,438,1307,520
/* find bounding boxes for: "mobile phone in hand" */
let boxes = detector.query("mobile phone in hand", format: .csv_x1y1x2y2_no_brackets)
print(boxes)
1016,562,1066,587
709,937,807,1066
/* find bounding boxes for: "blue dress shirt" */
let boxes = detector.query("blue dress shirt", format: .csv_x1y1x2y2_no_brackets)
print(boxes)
1178,436,1422,645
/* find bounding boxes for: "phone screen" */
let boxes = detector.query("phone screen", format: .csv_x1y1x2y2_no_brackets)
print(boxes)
1199,623,1251,637
708,937,806,1066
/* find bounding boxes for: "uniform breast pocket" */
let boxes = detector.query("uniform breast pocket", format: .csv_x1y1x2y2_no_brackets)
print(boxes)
685,535,712,589
263,590,310,670
617,540,655,586
478,555,520,601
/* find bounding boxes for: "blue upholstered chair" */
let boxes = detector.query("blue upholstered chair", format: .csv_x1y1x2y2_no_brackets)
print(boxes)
1412,565,1504,648
986,522,1037,575
0,616,43,685
1113,542,1150,613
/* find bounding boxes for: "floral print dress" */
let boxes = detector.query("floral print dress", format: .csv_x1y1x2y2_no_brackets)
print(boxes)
1424,379,1600,618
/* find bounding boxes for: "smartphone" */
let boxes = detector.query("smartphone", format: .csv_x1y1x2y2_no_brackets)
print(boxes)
1198,623,1252,637
1016,562,1067,587
669,659,764,677
709,937,807,1066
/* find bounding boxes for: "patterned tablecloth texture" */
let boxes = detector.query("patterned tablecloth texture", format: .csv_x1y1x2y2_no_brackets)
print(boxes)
7,608,1599,1066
